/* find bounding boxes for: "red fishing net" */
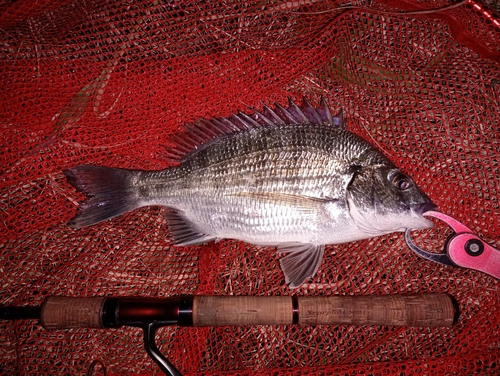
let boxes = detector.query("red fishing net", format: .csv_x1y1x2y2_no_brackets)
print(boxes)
1,0,499,374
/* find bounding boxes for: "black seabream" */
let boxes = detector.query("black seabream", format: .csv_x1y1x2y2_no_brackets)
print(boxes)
64,99,436,288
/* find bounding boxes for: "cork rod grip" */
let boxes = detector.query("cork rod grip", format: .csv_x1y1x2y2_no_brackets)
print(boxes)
297,294,455,327
193,296,293,326
37,294,456,329
193,294,456,327
41,297,107,329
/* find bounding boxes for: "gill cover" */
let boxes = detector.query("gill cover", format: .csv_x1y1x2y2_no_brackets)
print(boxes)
346,165,436,236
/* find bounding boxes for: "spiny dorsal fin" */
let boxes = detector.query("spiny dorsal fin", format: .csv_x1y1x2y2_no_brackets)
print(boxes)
162,98,344,162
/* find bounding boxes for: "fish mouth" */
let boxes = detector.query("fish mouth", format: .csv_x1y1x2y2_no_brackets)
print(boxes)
411,202,438,215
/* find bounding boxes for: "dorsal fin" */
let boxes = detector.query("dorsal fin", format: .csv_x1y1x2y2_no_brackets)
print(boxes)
162,98,344,162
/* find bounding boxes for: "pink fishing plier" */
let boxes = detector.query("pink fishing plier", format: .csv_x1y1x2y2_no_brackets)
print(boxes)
405,211,500,279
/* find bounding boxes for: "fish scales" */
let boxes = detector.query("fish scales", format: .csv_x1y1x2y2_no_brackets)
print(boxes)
64,99,436,288
135,127,362,242
143,126,370,199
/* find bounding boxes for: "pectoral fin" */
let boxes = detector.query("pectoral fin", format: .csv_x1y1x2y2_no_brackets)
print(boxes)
346,190,385,236
278,243,325,288
230,192,336,212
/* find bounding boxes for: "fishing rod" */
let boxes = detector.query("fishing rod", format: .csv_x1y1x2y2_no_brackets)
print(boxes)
1,293,458,376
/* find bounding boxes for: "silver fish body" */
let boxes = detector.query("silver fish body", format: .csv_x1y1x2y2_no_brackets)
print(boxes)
65,99,436,287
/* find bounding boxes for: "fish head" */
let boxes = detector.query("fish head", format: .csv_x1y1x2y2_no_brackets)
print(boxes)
346,162,437,237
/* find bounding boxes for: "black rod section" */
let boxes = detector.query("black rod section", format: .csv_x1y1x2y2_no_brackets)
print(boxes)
1,306,41,320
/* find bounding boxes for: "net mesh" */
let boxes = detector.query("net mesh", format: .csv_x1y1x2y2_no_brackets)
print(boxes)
1,0,499,374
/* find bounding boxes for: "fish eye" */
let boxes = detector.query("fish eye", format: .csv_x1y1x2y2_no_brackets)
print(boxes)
391,173,412,190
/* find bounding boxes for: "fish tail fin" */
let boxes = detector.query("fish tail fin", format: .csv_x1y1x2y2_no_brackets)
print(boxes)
64,165,142,229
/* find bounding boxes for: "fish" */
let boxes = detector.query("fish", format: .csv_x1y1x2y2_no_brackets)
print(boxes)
64,98,437,288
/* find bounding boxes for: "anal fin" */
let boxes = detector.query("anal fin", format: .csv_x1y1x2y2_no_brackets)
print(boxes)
165,210,215,246
278,243,325,288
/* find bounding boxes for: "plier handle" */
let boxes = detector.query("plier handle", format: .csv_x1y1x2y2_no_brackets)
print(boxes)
405,211,500,279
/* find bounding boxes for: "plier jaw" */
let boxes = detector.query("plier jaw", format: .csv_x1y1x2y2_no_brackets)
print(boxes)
405,211,500,280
